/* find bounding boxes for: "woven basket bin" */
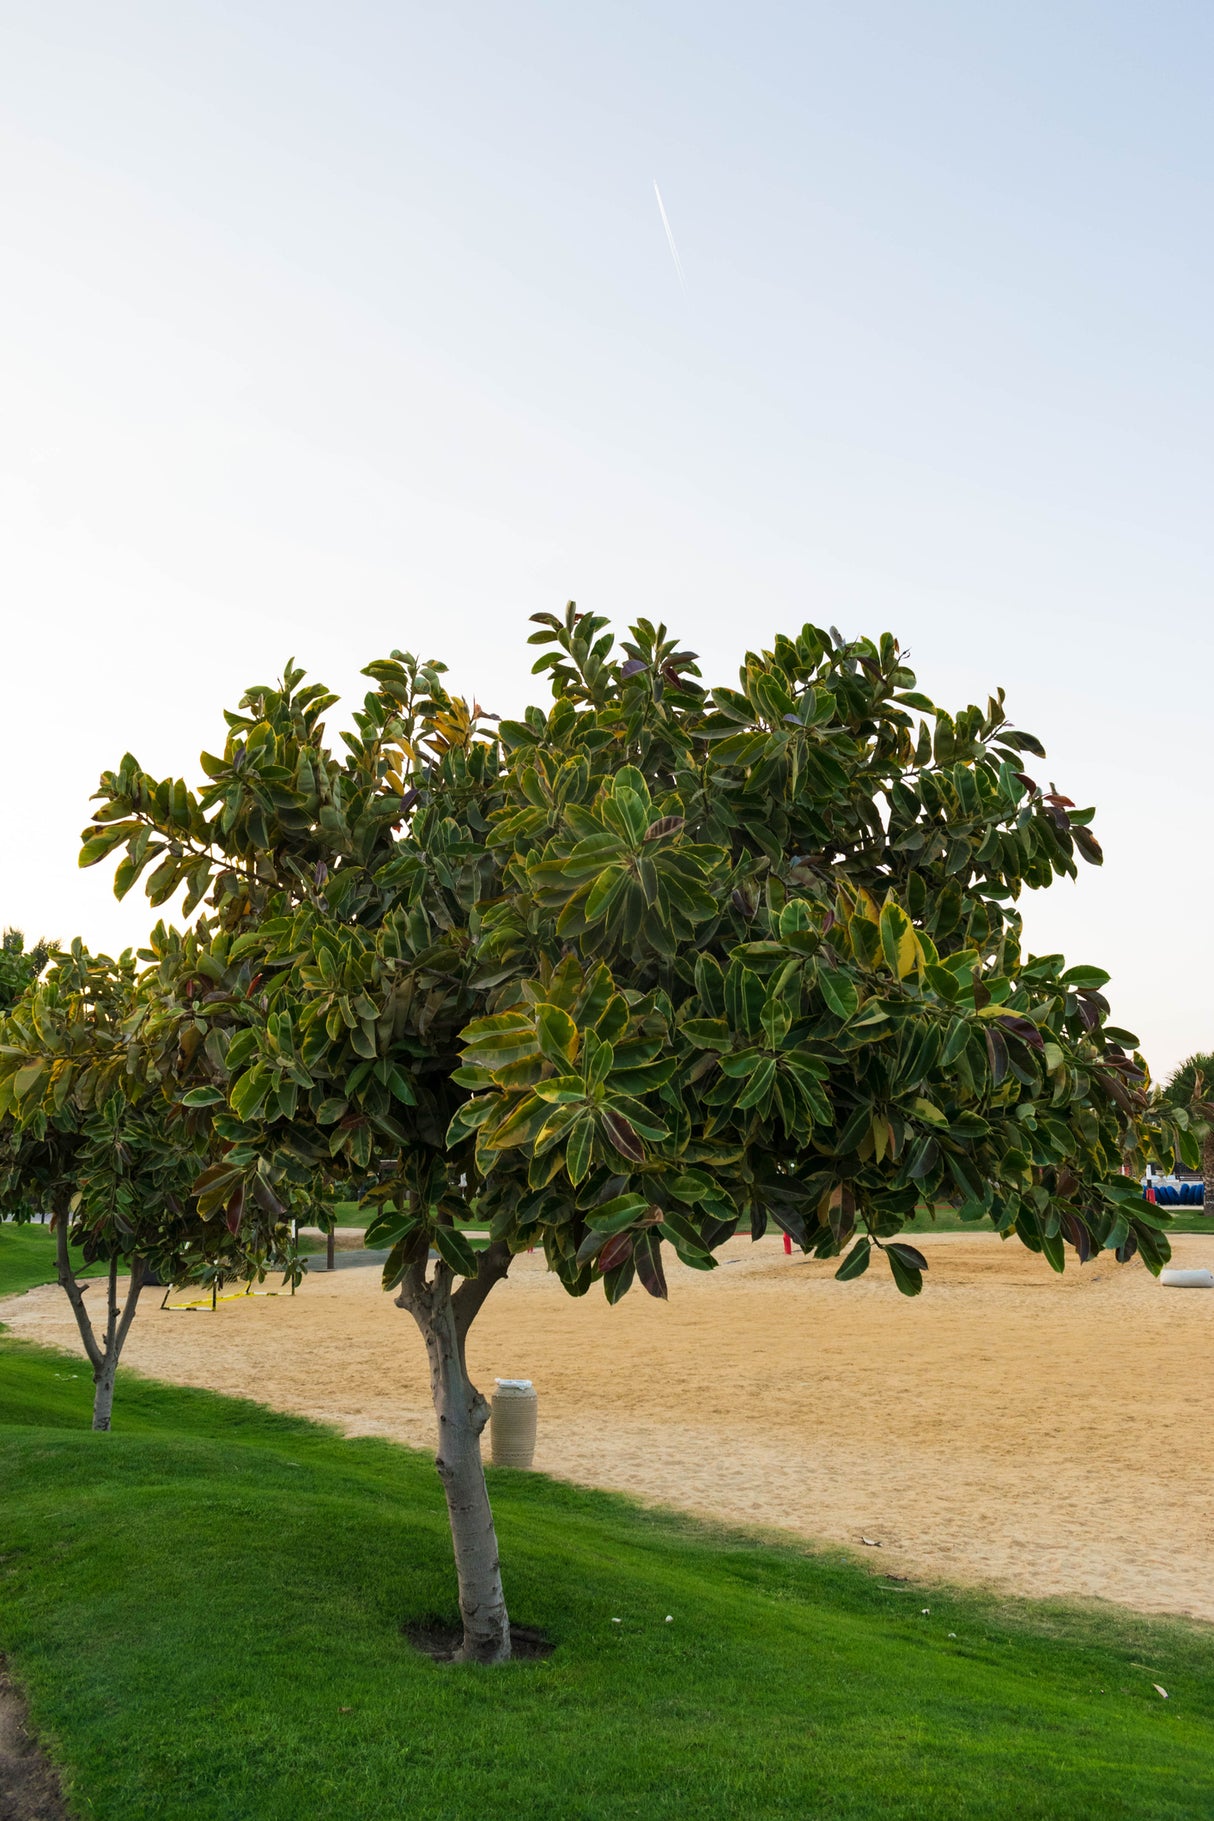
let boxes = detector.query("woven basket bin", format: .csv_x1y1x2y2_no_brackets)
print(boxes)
490,1383,538,1468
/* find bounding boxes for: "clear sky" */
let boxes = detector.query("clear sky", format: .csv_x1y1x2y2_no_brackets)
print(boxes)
2,2,1210,1076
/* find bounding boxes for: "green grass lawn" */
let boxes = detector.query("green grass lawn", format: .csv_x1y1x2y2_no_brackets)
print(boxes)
0,1338,1211,1819
0,1222,109,1298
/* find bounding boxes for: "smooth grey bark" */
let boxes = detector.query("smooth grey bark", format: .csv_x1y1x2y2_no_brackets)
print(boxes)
91,1349,118,1432
53,1203,145,1431
396,1235,513,1663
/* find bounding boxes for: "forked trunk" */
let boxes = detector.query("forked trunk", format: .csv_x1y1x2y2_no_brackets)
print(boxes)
52,1204,144,1431
397,1236,513,1663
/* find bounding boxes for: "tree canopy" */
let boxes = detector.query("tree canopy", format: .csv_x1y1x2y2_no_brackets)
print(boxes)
0,942,296,1426
0,929,52,1012
70,606,1186,1652
83,609,1180,1289
1160,1052,1214,1203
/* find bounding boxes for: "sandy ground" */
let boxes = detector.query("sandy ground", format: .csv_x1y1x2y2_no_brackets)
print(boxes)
4,1233,1212,1623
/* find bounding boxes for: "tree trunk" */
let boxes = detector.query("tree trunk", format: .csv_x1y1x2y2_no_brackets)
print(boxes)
327,1228,336,1271
52,1203,144,1431
396,1236,514,1663
92,1354,118,1431
1204,1131,1214,1220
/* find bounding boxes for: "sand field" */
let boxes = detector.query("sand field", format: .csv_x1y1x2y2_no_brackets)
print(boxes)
4,1232,1212,1622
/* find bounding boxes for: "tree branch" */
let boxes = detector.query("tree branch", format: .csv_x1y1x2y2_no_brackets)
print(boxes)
105,1255,119,1358
452,1238,513,1348
113,1257,145,1356
54,1214,104,1374
394,1231,433,1318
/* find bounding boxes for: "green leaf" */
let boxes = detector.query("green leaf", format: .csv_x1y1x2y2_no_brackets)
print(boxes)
735,1054,776,1109
432,1225,480,1278
586,866,627,922
445,1097,497,1145
78,825,133,867
460,1012,539,1064
588,1193,650,1235
225,1029,259,1074
12,1062,46,1101
181,1086,225,1107
681,1018,731,1049
887,1241,928,1271
583,1031,614,1091
879,902,918,980
818,969,858,1021
906,1135,938,1180
835,1237,871,1280
565,1116,596,1184
1072,826,1103,865
230,1066,271,1122
1060,965,1110,990
365,1211,419,1248
603,1258,635,1304
536,1002,579,1068
725,963,764,1039
533,1075,589,1104
886,1247,924,1296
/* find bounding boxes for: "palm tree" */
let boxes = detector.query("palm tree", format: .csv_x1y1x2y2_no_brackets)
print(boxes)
1163,1052,1214,1213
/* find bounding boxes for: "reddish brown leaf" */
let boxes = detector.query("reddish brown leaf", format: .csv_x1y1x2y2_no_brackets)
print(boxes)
598,1232,634,1273
1060,1211,1091,1262
996,1013,1045,1052
642,816,686,842
633,1230,668,1300
191,1162,234,1194
601,1109,645,1163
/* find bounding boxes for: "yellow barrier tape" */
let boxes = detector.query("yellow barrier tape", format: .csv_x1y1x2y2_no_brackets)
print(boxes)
163,1290,281,1311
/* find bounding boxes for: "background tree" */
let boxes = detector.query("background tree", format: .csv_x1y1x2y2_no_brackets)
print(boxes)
0,929,53,1012
0,942,297,1428
81,610,1185,1657
1161,1052,1214,1210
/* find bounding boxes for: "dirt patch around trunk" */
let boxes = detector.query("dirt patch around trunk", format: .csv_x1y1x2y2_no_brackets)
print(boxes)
0,1661,69,1821
404,1620,554,1663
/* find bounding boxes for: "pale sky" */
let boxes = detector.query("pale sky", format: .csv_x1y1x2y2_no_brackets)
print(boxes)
2,2,1210,1078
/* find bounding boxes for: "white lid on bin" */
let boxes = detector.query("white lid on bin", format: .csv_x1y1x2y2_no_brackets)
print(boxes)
495,1377,534,1390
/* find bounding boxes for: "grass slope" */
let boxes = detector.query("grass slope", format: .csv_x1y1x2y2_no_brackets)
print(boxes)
0,1339,1212,1820
0,1224,108,1299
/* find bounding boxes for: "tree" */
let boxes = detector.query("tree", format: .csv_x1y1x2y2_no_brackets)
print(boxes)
1161,1053,1214,1210
0,929,52,1011
80,609,1184,1657
0,942,297,1428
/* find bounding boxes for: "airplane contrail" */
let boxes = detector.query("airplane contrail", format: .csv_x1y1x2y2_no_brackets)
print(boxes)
652,180,686,293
